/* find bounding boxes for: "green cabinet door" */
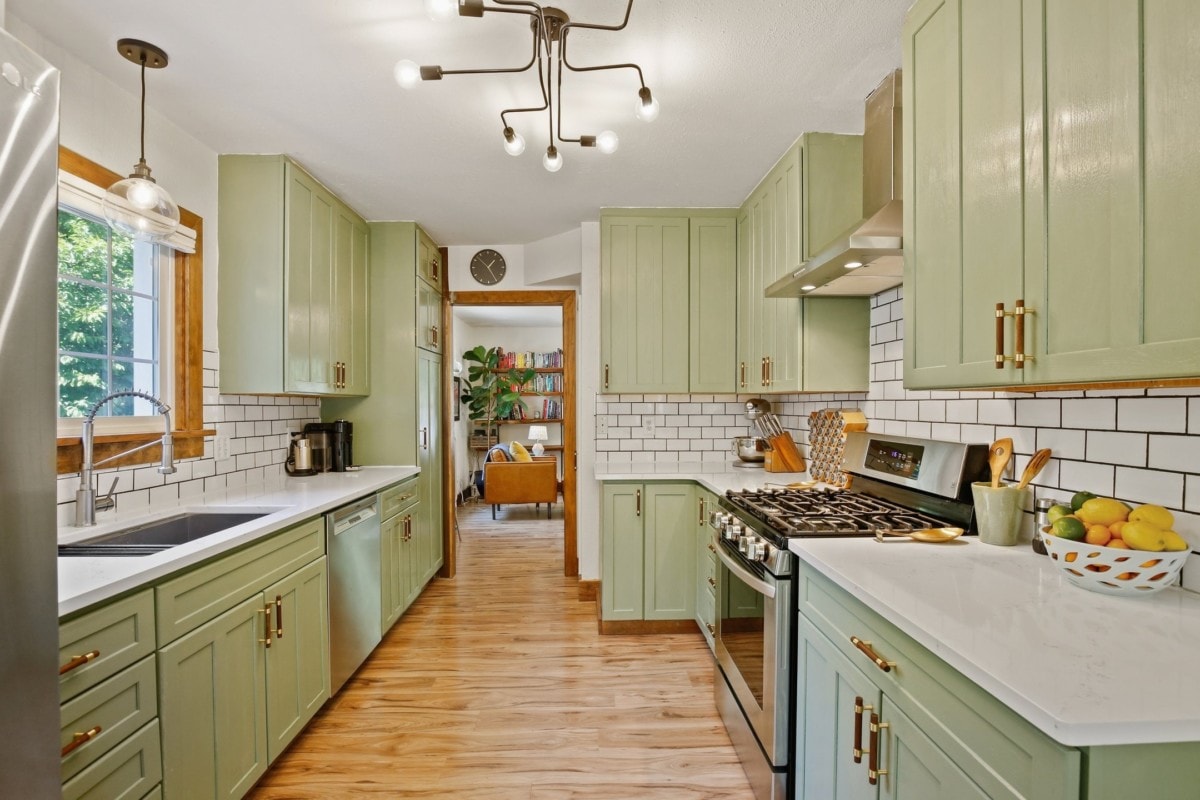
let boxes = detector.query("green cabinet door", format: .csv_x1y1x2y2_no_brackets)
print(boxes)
417,227,441,290
403,510,422,610
417,350,443,585
416,280,441,354
802,298,871,392
795,615,878,800
879,699,989,800
694,488,717,650
643,483,696,620
601,484,645,621
736,208,761,393
600,216,690,393
264,557,329,762
768,146,802,283
333,207,370,395
802,133,865,262
688,216,737,393
284,162,335,394
381,513,404,633
158,594,268,800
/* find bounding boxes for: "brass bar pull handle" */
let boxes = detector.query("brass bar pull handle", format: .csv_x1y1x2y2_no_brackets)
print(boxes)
707,577,717,588
422,427,429,450
604,364,609,389
260,605,272,648
739,361,746,389
60,650,101,676
404,515,412,542
1014,299,1035,368
705,623,715,635
767,357,772,386
698,497,705,525
635,489,641,517
853,696,866,763
761,357,766,385
432,325,439,347
61,726,102,758
850,636,896,672
868,713,889,784
275,595,284,638
432,257,439,282
995,302,1006,368
707,542,716,553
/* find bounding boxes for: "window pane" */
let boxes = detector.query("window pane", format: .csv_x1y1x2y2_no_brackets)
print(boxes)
111,292,157,359
110,231,137,291
110,361,134,414
131,240,157,296
57,279,109,357
58,354,108,418
57,210,111,282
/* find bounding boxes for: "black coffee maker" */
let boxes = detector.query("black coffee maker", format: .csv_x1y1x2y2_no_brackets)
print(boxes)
302,420,354,472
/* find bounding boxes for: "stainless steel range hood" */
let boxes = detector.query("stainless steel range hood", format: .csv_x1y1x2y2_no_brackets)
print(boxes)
766,70,902,297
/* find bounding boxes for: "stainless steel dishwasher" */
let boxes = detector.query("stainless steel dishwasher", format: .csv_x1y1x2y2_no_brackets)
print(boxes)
326,495,382,692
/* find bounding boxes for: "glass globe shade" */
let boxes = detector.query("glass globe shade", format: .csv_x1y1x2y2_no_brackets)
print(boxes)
596,130,619,154
635,95,660,122
503,130,526,156
543,147,563,173
102,176,180,243
394,59,421,89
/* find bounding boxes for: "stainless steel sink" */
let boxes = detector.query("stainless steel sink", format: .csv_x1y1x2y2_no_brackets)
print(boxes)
58,511,270,557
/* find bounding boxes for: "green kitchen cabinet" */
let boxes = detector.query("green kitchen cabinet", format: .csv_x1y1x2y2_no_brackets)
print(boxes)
601,482,696,622
325,223,447,598
217,154,370,396
903,0,1200,389
737,134,869,394
689,217,738,393
417,227,442,290
694,488,717,652
380,478,420,633
601,216,691,393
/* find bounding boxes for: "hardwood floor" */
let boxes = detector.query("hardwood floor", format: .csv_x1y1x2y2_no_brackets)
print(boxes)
248,502,753,798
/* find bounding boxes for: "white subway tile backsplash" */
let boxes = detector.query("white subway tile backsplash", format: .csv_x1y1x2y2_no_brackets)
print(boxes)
1016,399,1061,428
1058,460,1115,496
1087,431,1148,467
1118,397,1188,433
1115,467,1184,509
978,399,1016,425
918,400,946,422
1035,428,1086,461
1148,435,1200,474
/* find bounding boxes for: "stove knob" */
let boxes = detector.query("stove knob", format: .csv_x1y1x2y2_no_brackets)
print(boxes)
724,523,744,541
739,535,754,554
751,541,768,561
709,511,731,530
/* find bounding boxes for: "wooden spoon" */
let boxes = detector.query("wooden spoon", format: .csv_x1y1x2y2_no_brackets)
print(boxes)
989,438,1013,489
874,527,964,543
1016,448,1052,491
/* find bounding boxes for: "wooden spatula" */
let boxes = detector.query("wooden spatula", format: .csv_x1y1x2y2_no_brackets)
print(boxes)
1016,448,1052,491
989,438,1013,489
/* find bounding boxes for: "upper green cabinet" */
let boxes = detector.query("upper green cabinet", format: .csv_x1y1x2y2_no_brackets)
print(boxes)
903,0,1200,389
601,212,737,394
218,155,370,396
737,134,870,394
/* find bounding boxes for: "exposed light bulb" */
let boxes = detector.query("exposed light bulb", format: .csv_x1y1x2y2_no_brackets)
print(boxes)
596,130,619,154
800,284,817,292
844,261,864,270
635,87,660,122
503,127,526,156
126,178,159,210
543,146,563,172
424,0,457,21
393,59,421,89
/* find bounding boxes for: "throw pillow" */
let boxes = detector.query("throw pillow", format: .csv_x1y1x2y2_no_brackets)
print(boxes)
509,441,533,462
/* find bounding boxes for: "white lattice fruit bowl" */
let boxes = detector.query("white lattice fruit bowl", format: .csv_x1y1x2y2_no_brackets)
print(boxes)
1043,534,1187,596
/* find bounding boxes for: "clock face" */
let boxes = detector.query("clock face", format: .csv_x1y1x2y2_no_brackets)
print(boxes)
470,249,507,286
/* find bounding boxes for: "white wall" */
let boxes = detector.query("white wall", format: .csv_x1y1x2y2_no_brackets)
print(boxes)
525,228,582,286
447,240,580,293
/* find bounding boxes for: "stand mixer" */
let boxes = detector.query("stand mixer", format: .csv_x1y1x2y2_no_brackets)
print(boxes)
731,399,772,468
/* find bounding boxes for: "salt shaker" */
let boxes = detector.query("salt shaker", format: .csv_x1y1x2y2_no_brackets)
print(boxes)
1032,497,1053,556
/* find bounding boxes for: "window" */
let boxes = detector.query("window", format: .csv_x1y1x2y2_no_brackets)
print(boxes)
56,147,208,474
56,205,174,427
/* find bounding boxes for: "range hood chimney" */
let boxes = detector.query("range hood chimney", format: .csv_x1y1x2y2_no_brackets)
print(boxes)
766,70,903,298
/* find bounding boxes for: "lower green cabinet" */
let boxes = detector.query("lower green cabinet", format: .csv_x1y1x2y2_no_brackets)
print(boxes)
158,557,329,799
694,488,718,651
601,482,696,622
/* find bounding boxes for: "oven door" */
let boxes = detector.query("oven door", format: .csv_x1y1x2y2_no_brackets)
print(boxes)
714,536,792,767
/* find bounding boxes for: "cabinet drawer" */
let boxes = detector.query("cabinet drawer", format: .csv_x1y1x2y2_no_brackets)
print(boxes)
381,478,419,520
60,590,155,703
156,517,324,645
797,565,1079,800
62,720,162,800
61,655,158,782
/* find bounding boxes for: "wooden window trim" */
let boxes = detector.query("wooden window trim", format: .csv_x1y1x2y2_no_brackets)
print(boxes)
56,147,213,474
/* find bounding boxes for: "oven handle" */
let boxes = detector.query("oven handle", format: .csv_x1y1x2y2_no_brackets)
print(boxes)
714,541,776,599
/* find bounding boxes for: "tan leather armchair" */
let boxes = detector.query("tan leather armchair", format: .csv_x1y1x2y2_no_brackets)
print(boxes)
483,456,559,519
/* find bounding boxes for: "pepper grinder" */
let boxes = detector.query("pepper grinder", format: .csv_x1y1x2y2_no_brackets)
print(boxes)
1032,497,1053,556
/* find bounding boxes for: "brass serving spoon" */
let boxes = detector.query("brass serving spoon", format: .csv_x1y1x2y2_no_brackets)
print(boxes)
874,527,964,543
989,438,1013,489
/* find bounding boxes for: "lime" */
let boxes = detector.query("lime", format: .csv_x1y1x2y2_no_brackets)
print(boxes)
1051,516,1087,541
1046,504,1073,524
1070,491,1097,512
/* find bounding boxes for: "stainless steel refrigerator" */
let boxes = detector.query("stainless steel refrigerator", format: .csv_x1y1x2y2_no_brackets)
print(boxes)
0,25,62,797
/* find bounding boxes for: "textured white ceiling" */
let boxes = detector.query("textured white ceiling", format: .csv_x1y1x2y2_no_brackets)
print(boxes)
10,0,911,245
454,305,561,327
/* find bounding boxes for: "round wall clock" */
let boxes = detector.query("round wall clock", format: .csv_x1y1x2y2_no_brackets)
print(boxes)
469,249,507,286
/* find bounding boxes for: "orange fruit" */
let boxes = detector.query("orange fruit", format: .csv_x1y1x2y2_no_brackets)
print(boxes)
1065,551,1078,563
1109,521,1127,539
1085,525,1112,546
1107,539,1130,549
1116,572,1138,580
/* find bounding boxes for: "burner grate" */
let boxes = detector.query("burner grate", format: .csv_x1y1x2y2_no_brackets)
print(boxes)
726,487,953,540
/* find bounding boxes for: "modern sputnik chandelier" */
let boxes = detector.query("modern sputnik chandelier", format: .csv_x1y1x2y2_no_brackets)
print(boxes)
395,0,659,172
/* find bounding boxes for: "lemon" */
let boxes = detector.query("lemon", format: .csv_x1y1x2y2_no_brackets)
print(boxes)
1107,539,1130,550
1051,517,1087,541
1085,524,1112,546
1047,504,1073,523
1129,504,1175,530
1121,521,1166,552
1076,498,1130,527
1162,530,1189,552
1070,491,1097,512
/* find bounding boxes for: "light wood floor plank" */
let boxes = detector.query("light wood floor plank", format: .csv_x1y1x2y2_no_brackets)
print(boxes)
247,502,752,798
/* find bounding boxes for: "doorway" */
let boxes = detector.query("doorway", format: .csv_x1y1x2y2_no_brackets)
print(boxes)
447,290,578,576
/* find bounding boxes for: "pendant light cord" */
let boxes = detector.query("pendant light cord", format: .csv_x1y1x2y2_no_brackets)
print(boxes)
139,54,147,163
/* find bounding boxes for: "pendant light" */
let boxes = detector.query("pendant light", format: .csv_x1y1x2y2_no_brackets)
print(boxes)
102,39,180,243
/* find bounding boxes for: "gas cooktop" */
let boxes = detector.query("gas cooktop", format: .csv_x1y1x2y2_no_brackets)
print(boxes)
722,487,954,540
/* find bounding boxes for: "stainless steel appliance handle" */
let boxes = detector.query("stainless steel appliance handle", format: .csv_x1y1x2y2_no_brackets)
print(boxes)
714,541,775,599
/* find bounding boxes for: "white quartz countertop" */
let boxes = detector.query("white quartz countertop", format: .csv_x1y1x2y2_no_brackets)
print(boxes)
594,462,814,495
58,466,419,617
789,536,1200,747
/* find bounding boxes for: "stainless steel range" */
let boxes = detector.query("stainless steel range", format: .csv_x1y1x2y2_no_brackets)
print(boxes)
709,432,989,800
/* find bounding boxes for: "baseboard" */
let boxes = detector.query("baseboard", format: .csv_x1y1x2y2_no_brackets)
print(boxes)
598,618,700,635
577,579,599,602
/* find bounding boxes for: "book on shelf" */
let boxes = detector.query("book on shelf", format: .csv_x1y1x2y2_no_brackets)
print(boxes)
496,348,563,370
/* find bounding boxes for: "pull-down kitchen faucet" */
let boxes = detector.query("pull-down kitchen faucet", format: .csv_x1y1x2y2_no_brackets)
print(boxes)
74,390,176,526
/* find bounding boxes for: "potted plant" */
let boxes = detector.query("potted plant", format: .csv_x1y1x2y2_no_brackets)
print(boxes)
459,344,536,462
